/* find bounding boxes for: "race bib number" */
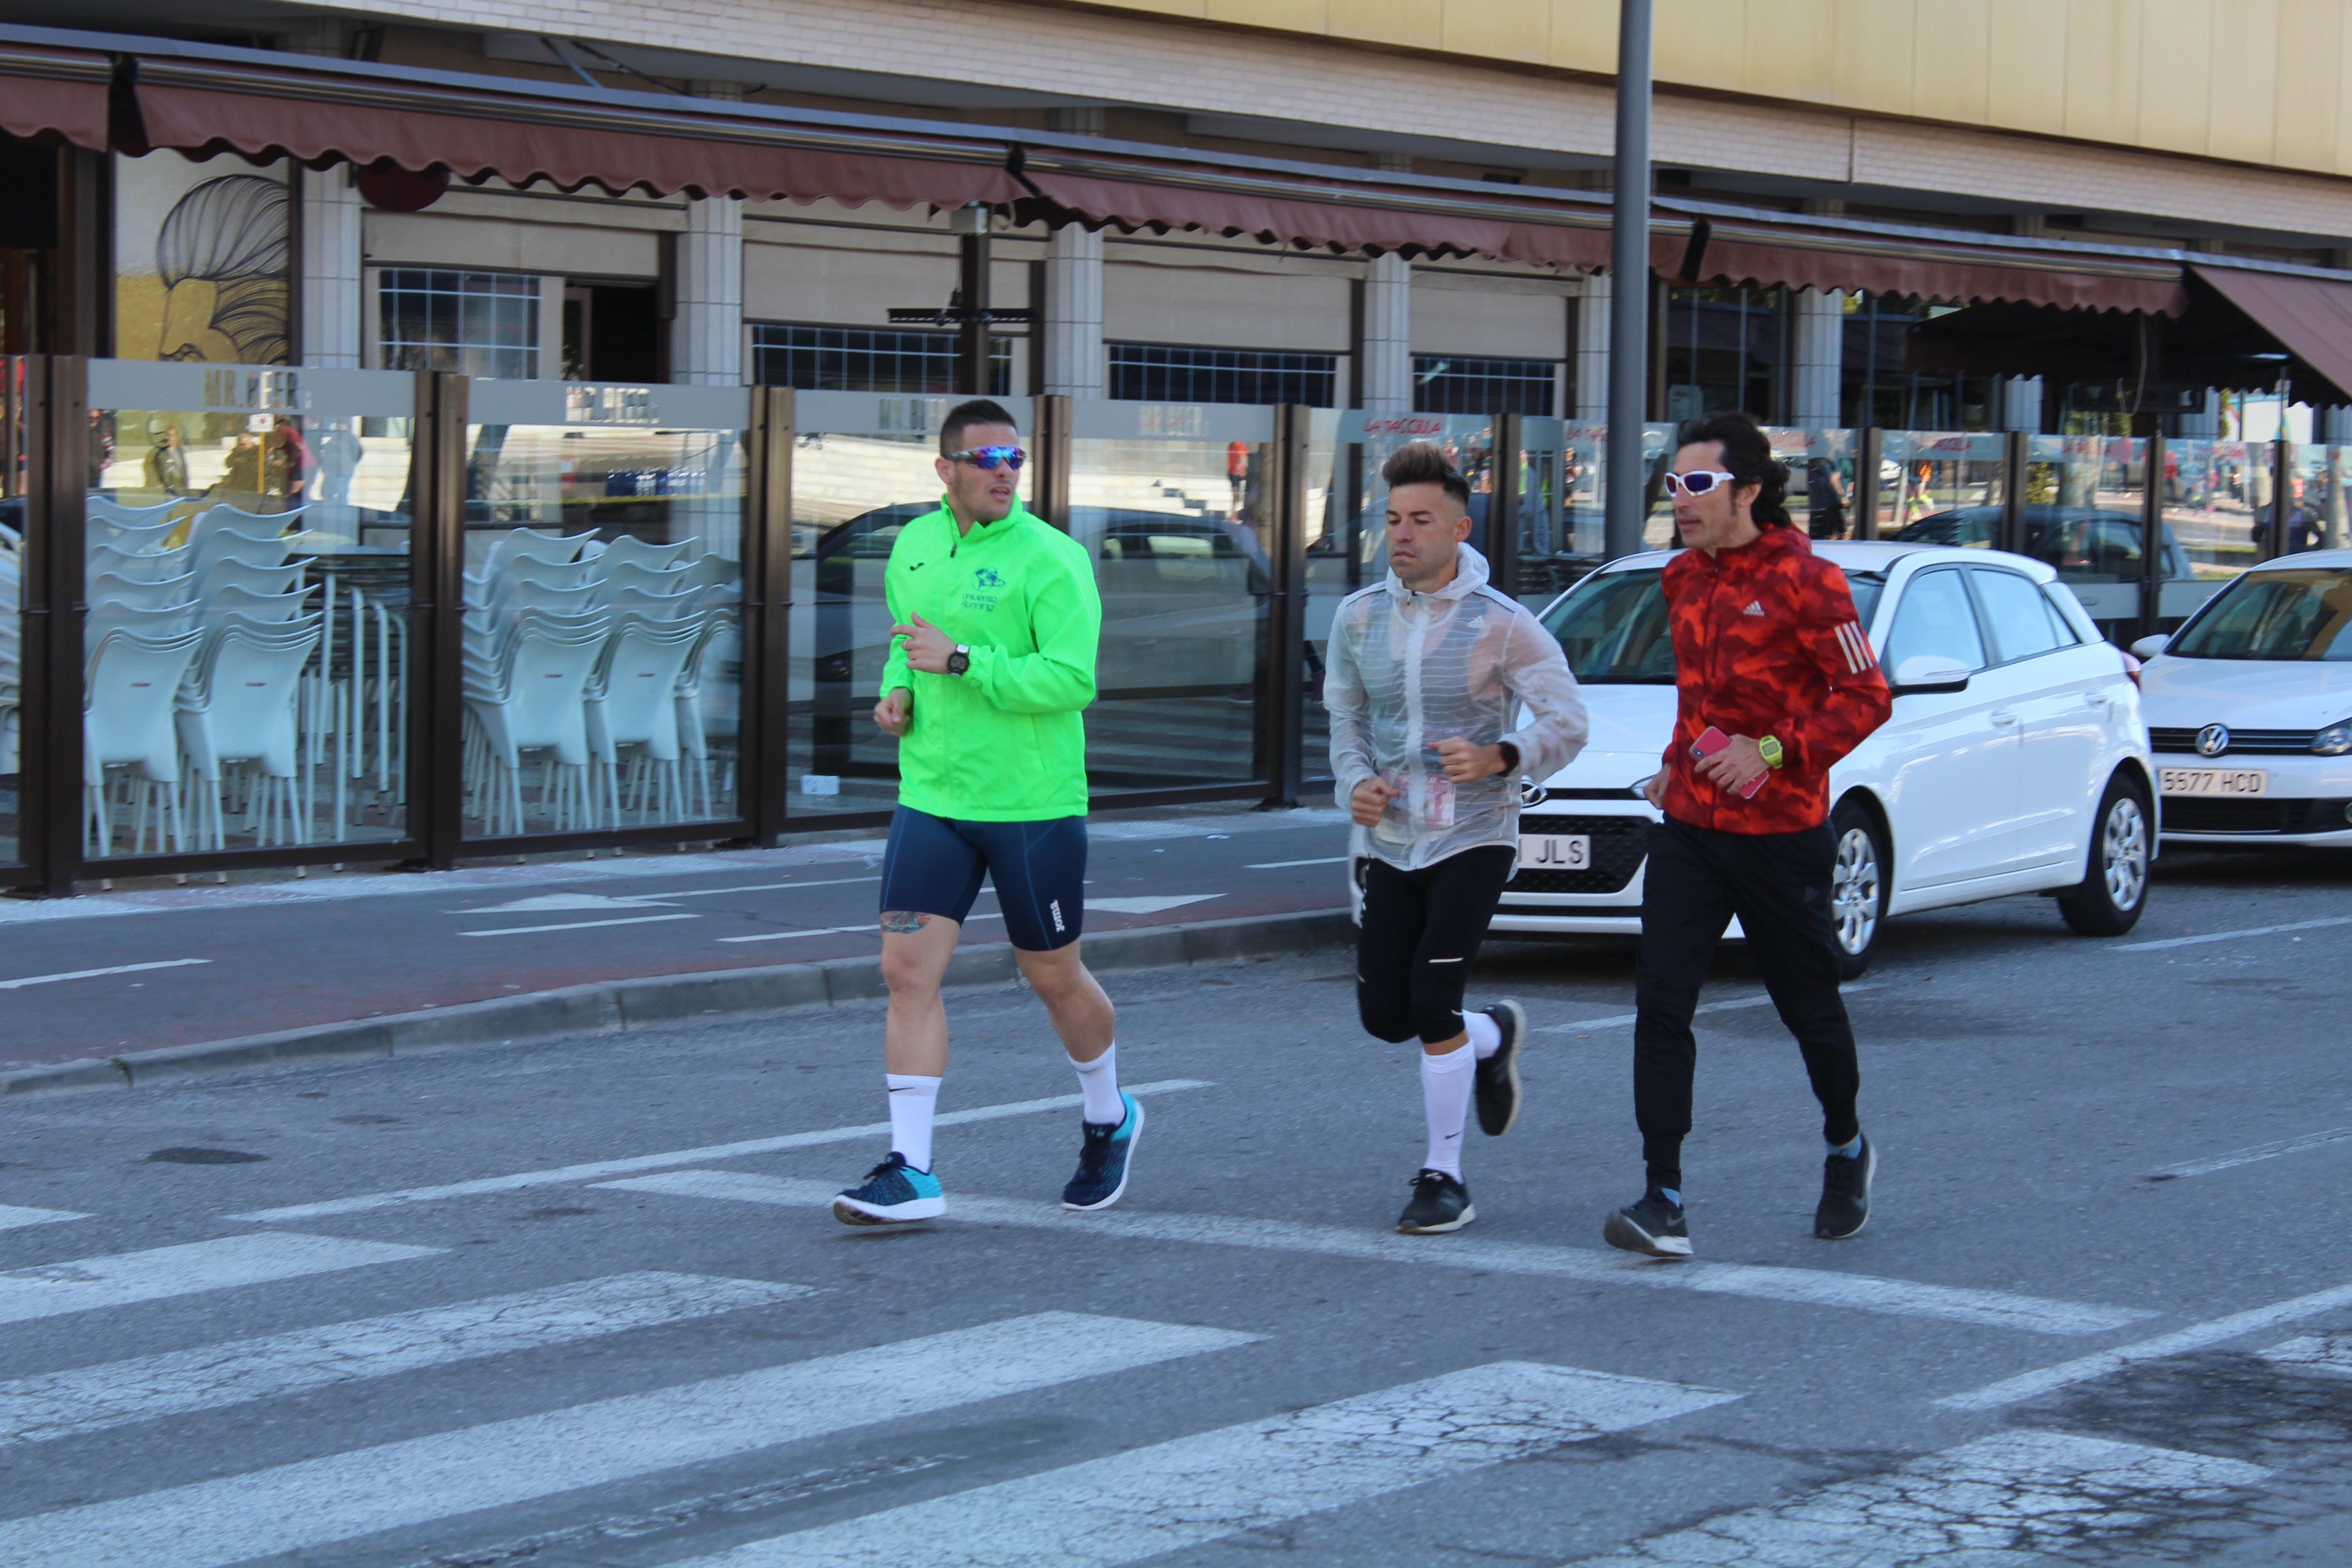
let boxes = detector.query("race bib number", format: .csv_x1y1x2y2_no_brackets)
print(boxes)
1419,772,1456,828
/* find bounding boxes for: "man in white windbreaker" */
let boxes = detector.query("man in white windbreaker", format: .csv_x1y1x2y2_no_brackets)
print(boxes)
1326,441,1590,1234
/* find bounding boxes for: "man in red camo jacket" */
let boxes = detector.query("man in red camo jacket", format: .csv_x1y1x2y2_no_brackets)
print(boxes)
1603,411,1893,1260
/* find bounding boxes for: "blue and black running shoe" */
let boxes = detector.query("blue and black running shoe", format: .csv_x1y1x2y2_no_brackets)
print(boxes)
832,1152,945,1226
1062,1092,1143,1211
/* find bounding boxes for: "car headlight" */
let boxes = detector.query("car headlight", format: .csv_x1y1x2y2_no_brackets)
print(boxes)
2314,722,2352,756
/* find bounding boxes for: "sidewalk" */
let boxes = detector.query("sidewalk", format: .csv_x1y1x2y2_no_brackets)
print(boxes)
0,804,1352,1088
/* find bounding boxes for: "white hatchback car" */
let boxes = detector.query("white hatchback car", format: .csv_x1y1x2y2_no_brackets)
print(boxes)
1414,541,2157,975
2132,548,2352,847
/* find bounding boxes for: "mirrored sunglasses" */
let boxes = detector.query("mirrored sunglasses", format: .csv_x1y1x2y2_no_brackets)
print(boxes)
1663,468,1738,498
948,444,1026,471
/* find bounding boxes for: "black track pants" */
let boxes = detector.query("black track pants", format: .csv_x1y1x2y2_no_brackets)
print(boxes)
1633,816,1861,1187
1357,846,1517,1047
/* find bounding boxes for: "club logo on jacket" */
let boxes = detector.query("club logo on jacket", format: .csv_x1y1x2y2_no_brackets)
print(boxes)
973,567,1006,588
964,564,1007,612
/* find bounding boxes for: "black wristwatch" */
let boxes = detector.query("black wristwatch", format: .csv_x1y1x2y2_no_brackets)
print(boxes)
1497,740,1520,774
945,644,971,676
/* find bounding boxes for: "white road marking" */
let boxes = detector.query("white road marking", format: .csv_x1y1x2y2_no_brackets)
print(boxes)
675,1362,1735,1568
717,923,872,943
658,877,881,898
456,894,681,913
1563,1429,2268,1567
1938,1278,2352,1410
0,1233,441,1326
1245,855,1348,869
1084,895,1222,915
0,1313,1257,1568
1533,982,1882,1034
0,958,211,991
230,1080,1215,1224
0,1272,807,1449
2150,1124,2352,1179
0,1205,87,1232
460,914,702,936
2261,1331,2352,1379
2117,913,2352,951
602,1173,2146,1337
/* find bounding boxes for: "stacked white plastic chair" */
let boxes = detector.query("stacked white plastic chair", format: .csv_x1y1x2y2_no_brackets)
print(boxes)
176,613,325,849
460,532,607,834
85,626,206,855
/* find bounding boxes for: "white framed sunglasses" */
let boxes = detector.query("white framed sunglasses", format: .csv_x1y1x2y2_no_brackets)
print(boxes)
1663,468,1740,498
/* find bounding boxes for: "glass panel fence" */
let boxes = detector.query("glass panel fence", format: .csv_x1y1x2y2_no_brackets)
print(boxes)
2025,435,2149,642
1508,416,1583,607
0,358,24,865
1763,427,1859,540
2156,438,2260,632
1301,408,1341,780
787,393,1034,817
1071,400,1271,791
462,380,746,838
85,361,416,858
2285,440,2345,555
1878,430,2006,542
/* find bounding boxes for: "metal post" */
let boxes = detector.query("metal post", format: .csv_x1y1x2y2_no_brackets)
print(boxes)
954,206,992,397
2139,431,2166,642
1999,429,2028,555
406,370,468,871
745,385,794,843
1262,404,1311,807
1490,411,1523,595
1855,427,1883,540
1033,393,1072,528
18,355,84,895
2271,432,2294,559
1604,0,1652,559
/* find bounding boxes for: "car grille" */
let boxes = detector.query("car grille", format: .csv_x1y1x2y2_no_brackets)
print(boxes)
2163,797,2352,833
1509,813,1650,894
2149,726,2319,755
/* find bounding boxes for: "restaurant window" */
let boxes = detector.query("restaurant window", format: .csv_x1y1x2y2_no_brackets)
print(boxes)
1107,343,1336,406
376,268,538,378
1841,294,1997,430
1661,285,1785,423
1413,355,1558,416
751,323,1009,395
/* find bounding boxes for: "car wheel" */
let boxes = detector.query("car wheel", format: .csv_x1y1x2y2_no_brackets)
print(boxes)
2059,774,2152,936
1829,798,1888,981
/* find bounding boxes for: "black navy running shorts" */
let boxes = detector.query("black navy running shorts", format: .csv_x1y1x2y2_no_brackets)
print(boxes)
877,806,1088,951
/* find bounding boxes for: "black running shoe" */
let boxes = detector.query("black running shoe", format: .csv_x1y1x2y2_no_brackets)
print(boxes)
1062,1092,1143,1212
1603,1187,1690,1258
1816,1134,1874,1239
1396,1169,1475,1234
1473,1000,1526,1137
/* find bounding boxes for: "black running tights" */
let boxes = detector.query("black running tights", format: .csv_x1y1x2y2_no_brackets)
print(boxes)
1356,846,1517,1047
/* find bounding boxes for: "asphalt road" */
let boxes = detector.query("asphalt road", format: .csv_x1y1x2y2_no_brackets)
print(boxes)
0,805,1351,1068
0,845,2347,1565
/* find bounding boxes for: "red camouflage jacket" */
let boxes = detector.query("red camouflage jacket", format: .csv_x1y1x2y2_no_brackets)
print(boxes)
1658,523,1893,834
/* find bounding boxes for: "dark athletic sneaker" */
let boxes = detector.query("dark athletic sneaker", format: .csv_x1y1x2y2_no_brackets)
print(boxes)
832,1152,945,1226
1396,1169,1475,1234
1062,1092,1143,1211
1816,1134,1874,1239
1603,1187,1691,1258
1473,1000,1526,1137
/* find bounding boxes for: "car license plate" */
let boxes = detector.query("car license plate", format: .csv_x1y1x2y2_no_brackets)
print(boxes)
1520,833,1591,870
2160,768,2268,797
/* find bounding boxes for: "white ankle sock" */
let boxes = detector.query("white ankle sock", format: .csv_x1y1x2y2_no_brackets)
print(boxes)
1069,1041,1124,1125
1420,1042,1475,1178
1463,1010,1501,1060
885,1073,941,1172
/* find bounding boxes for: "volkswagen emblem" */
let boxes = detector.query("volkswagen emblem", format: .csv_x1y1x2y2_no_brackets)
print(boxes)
2195,723,2231,757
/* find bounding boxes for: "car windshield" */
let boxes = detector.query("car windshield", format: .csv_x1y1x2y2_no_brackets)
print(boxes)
2166,568,2352,660
1541,564,1884,683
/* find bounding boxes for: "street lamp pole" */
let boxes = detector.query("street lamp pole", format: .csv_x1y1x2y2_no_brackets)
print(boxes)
1605,0,1654,559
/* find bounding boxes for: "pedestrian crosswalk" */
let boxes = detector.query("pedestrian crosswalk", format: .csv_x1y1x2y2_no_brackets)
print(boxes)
0,1206,2336,1563
0,1203,84,1233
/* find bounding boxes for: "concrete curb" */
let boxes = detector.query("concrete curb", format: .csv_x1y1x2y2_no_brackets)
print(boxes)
0,909,1356,1103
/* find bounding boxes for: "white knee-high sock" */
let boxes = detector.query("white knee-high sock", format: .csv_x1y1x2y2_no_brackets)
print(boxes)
1069,1041,1123,1125
886,1073,941,1172
1420,1042,1475,1178
1463,1010,1501,1060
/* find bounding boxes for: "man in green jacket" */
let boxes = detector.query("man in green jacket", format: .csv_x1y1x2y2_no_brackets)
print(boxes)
832,399,1135,1226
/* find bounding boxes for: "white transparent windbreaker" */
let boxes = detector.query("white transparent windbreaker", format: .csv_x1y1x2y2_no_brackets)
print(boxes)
1325,544,1591,871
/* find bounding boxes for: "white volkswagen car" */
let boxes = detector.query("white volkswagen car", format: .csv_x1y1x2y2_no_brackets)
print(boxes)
1358,542,2156,976
2132,548,2352,847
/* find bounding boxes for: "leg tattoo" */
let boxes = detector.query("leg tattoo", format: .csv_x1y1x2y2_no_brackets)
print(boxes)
879,909,932,935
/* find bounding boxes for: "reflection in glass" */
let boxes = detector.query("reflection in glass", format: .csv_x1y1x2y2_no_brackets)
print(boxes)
2155,438,2261,630
461,411,743,836
84,365,414,855
0,359,22,863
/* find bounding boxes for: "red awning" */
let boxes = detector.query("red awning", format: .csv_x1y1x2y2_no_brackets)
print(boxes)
1654,213,2188,316
0,41,113,151
130,53,1024,209
1016,152,1612,272
2193,263,2352,401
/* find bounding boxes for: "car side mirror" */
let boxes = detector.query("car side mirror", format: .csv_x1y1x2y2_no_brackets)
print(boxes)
2129,633,2169,659
1889,655,1971,696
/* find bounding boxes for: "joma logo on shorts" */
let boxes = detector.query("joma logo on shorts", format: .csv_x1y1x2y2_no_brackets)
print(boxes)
1050,900,1065,932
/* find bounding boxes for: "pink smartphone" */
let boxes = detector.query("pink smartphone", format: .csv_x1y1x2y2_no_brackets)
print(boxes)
1690,725,1767,798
